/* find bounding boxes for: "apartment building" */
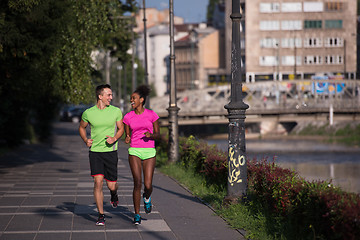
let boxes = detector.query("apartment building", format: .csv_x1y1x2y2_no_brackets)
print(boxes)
245,0,357,82
174,25,220,91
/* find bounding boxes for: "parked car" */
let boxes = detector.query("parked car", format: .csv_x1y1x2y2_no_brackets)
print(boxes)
60,105,91,123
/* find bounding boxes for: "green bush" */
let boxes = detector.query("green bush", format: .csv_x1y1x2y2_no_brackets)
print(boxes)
157,135,360,239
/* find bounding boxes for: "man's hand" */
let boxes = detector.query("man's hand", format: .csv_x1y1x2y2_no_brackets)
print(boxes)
86,139,93,148
106,135,117,145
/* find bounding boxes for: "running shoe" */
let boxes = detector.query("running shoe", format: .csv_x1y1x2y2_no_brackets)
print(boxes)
96,214,105,226
134,214,141,225
110,191,118,208
143,193,152,214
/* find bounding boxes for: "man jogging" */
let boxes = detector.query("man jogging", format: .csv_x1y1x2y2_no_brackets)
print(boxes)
79,84,124,226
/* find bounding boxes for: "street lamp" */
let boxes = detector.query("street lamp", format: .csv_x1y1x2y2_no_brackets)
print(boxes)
224,0,249,201
167,0,180,162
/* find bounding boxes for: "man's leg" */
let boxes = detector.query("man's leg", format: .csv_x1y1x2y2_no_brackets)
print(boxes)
93,175,104,214
107,182,118,208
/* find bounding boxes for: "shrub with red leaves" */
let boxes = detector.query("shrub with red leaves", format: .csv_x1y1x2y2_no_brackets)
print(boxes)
157,136,360,239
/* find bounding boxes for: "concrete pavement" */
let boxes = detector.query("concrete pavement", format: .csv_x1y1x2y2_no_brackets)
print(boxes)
0,122,244,240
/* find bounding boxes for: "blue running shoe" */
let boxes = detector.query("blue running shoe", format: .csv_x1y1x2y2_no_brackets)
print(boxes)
143,193,152,214
134,214,141,225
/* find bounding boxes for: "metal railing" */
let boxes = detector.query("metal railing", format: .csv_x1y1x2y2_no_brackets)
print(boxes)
151,80,360,117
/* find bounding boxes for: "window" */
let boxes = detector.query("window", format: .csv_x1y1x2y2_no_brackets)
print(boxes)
324,37,343,47
281,3,302,12
260,3,280,13
281,20,302,30
304,2,324,12
325,55,343,64
260,21,280,31
281,38,302,48
304,55,322,65
260,38,278,48
325,20,342,29
304,20,322,29
325,2,343,11
304,37,322,48
259,56,277,66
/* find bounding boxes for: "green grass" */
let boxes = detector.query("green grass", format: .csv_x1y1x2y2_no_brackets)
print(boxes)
157,161,277,240
296,123,360,147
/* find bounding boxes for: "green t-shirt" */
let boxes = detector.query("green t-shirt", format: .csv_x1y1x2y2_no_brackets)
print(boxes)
81,105,123,152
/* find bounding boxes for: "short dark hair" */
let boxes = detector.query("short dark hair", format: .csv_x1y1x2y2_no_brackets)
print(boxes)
134,85,150,106
96,84,111,100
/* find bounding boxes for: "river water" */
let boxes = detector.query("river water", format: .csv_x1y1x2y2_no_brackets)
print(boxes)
206,137,360,194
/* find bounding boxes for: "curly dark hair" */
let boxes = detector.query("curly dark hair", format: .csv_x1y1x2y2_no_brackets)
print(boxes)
134,85,151,106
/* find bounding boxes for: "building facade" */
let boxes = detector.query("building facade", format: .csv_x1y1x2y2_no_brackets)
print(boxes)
174,25,220,91
245,0,357,82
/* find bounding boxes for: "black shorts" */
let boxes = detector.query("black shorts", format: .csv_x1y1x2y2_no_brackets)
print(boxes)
89,151,118,182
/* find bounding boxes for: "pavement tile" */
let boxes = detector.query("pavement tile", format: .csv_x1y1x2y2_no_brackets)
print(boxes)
0,233,36,240
71,232,106,240
0,197,25,206
34,232,71,240
39,214,73,230
139,231,177,240
5,215,42,231
21,196,51,206
0,216,13,231
49,196,76,205
106,232,141,240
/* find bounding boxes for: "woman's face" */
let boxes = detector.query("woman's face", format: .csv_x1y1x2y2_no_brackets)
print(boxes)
130,92,143,109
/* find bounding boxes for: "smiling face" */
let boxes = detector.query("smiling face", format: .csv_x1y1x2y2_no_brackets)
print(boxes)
130,92,143,109
99,88,113,106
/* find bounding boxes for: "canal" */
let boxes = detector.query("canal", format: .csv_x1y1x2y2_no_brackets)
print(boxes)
206,137,360,194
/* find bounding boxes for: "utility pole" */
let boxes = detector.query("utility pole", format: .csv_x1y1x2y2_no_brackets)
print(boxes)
131,19,136,92
167,0,180,162
117,65,122,107
224,0,249,201
343,39,346,79
143,0,150,107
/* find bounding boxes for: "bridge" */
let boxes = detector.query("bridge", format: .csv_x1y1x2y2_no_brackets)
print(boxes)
150,79,360,134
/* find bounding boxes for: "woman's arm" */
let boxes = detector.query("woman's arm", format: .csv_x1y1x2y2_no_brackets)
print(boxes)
144,119,160,139
124,124,131,144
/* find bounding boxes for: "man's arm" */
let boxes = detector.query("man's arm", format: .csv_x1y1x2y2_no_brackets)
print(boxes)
79,120,93,147
106,119,124,145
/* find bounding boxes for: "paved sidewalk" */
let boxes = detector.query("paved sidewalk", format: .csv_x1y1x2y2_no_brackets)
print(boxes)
0,122,244,240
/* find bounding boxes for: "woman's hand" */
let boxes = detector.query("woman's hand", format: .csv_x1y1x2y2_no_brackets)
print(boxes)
125,135,131,144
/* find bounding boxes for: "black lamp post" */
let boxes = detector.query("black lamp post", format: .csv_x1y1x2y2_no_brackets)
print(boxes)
167,0,180,162
224,0,249,201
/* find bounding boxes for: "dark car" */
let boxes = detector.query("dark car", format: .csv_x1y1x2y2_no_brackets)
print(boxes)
60,105,91,123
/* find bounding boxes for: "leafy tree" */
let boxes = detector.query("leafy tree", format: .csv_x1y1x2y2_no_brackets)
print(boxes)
206,0,221,26
0,0,136,146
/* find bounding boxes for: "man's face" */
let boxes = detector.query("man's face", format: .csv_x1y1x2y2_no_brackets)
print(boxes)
99,88,113,106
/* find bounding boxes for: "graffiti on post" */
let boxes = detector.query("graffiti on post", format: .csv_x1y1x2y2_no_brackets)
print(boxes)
228,146,246,186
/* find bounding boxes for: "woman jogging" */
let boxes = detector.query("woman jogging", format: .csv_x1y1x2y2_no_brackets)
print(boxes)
123,85,160,225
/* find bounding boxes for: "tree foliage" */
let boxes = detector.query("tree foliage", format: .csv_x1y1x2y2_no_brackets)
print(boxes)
0,0,137,146
206,0,221,26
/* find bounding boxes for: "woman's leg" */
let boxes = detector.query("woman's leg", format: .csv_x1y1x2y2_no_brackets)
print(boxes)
142,156,156,199
128,155,142,214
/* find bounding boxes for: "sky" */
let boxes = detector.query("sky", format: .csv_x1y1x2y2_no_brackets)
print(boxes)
144,0,208,23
